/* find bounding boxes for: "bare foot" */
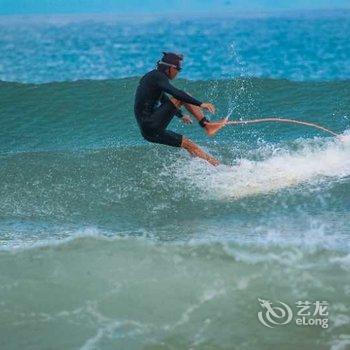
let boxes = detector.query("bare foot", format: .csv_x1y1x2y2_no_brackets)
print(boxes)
204,117,228,136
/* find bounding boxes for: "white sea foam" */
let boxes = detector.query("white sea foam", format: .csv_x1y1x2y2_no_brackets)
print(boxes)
330,254,350,271
178,131,350,199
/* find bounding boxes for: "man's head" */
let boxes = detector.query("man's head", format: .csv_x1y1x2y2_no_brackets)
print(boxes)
157,52,183,79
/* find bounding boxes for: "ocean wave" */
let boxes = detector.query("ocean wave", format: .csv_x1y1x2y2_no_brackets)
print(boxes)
0,234,349,349
0,77,349,153
0,132,349,241
174,130,350,199
1,76,349,251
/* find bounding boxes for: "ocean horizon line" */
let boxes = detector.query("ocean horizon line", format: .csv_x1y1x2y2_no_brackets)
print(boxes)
0,8,350,24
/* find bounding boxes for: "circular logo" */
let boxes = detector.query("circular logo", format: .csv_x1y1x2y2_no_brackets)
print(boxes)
258,298,293,328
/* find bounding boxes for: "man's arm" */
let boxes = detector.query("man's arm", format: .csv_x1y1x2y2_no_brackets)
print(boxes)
160,93,183,118
157,73,202,106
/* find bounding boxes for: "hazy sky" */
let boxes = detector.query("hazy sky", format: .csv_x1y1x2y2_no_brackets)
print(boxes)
0,0,349,15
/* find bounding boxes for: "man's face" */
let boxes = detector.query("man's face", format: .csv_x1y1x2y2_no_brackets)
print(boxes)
169,66,179,79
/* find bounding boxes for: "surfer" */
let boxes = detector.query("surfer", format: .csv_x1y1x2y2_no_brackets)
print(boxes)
134,52,227,166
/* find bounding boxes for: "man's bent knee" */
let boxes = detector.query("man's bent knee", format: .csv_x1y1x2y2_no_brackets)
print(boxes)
181,137,196,149
181,137,189,148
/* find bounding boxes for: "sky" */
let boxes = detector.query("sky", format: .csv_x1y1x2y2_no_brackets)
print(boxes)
0,0,350,16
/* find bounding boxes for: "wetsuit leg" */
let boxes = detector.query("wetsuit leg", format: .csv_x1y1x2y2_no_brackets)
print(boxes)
145,100,178,129
141,128,183,147
139,100,183,147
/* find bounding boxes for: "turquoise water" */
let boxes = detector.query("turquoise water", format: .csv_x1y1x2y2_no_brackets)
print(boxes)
1,13,350,350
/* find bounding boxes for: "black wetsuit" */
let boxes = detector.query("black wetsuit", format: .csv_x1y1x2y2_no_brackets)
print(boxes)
134,69,202,147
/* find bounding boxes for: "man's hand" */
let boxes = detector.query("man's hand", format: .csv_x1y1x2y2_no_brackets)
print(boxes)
181,115,193,125
200,102,215,114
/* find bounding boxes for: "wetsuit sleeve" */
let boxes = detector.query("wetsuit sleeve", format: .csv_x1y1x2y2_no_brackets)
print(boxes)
160,93,183,118
157,73,202,106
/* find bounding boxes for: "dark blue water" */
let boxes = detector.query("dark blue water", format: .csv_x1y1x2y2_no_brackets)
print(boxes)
1,12,350,82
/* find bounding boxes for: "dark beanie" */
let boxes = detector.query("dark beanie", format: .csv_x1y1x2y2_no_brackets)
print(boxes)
159,52,183,70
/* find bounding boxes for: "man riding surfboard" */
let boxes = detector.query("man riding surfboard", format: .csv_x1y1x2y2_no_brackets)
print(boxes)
134,52,227,166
